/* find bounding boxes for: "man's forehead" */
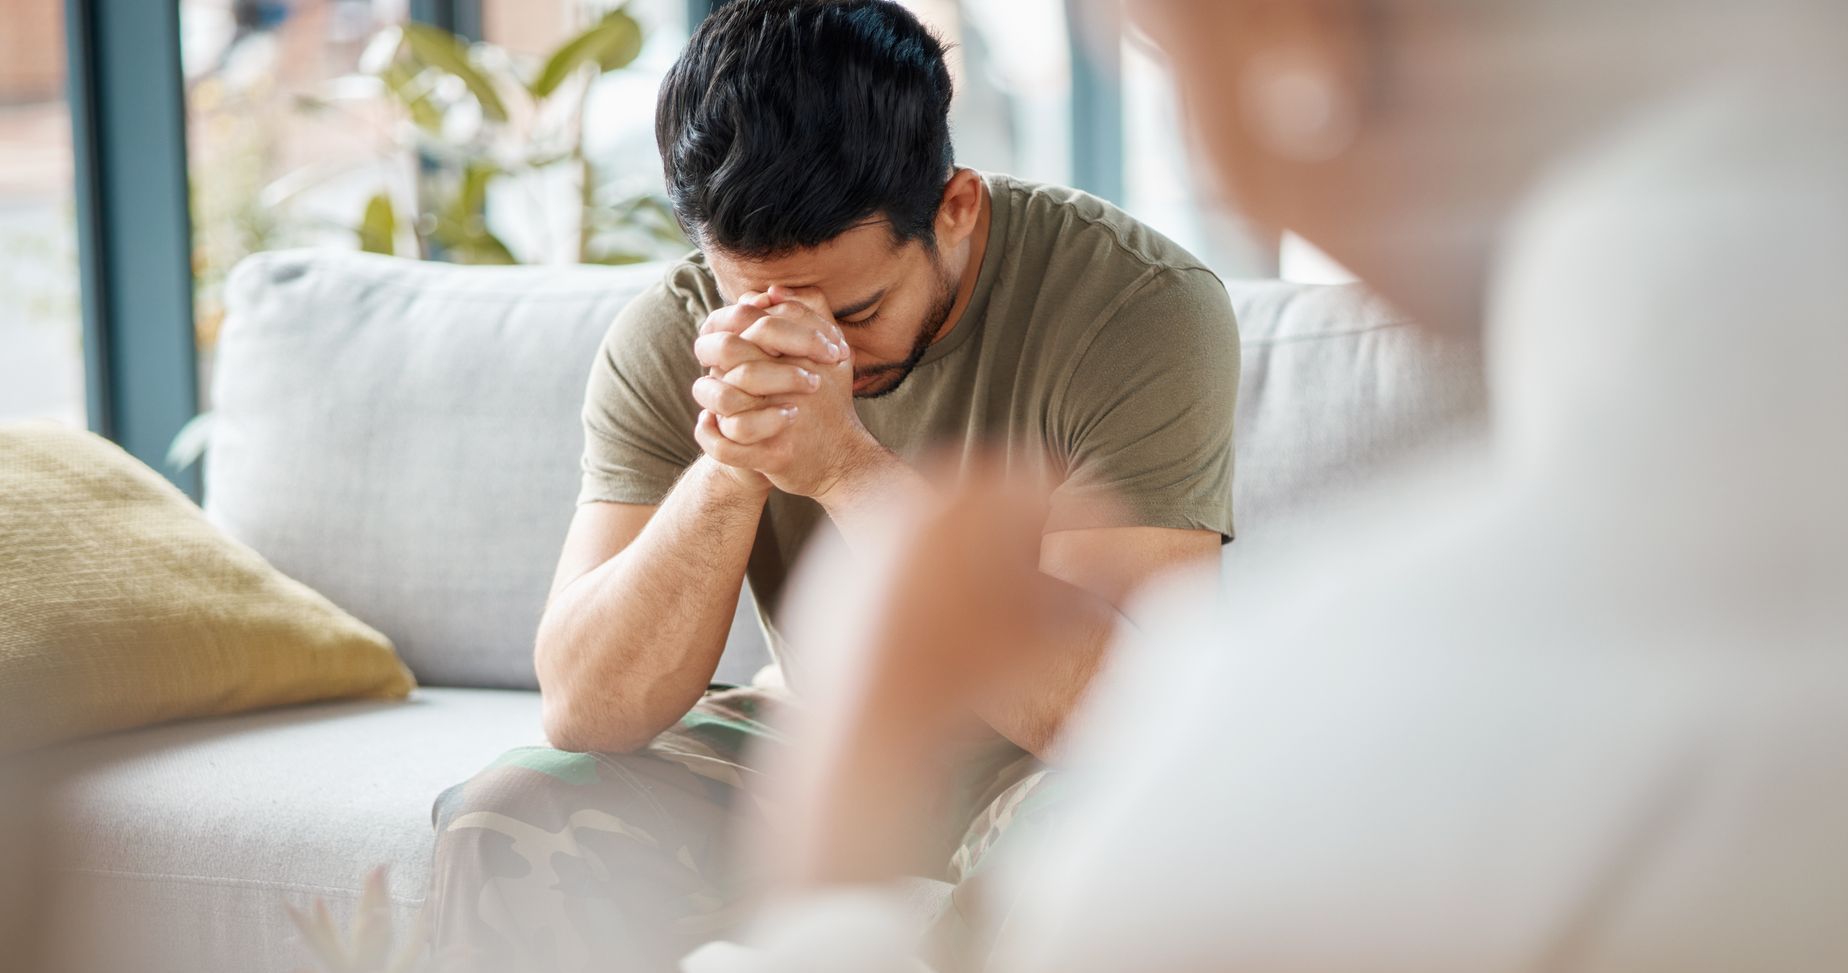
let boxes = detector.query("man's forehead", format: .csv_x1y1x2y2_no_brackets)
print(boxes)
707,222,905,303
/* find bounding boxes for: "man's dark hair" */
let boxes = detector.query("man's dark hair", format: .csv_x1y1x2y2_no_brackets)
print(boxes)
656,0,956,257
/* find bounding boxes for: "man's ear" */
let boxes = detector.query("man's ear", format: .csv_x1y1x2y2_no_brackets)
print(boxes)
935,169,985,247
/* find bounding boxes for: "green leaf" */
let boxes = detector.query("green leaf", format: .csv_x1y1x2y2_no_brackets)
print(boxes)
450,231,518,265
649,223,692,248
588,193,690,251
583,248,654,265
400,22,509,122
165,411,215,473
635,196,690,245
456,162,495,221
470,56,531,113
590,9,646,71
435,161,500,250
429,180,518,264
358,193,397,255
378,59,444,131
528,8,644,98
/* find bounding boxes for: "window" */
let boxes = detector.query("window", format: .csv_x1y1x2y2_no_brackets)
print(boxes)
179,0,694,397
898,0,1074,186
173,0,1268,343
898,0,1273,277
0,0,85,425
1121,32,1275,277
181,0,412,385
479,0,693,265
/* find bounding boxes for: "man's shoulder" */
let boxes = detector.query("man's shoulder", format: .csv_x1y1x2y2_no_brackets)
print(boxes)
601,252,722,347
662,250,724,304
987,172,1217,280
986,175,1234,357
633,251,724,320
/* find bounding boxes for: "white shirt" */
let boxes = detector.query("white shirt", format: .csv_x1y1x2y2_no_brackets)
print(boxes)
691,60,1848,973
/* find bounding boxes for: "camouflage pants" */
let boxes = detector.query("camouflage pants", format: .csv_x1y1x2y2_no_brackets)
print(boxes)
428,687,1060,973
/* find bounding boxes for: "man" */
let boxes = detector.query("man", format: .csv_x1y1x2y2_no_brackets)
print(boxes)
696,0,1848,971
428,1,1239,968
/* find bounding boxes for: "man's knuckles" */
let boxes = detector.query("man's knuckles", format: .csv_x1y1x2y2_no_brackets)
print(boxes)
699,302,769,336
695,411,754,466
722,360,821,396
740,313,844,362
764,285,832,319
693,331,774,371
717,406,797,446
691,376,766,416
696,315,842,370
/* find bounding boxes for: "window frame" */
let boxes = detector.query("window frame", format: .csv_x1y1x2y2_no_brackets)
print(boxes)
65,0,201,498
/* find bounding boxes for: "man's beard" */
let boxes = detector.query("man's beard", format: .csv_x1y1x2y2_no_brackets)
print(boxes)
852,259,960,400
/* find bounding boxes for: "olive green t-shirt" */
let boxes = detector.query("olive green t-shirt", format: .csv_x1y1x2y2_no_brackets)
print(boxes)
578,172,1239,661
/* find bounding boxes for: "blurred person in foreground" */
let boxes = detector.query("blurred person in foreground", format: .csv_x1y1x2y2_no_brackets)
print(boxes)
427,0,1240,968
0,760,47,971
693,0,1848,970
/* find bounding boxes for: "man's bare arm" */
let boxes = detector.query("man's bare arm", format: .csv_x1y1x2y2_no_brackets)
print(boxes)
535,456,768,753
539,293,845,754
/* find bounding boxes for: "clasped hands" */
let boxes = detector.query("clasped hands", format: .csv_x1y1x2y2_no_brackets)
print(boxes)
692,285,883,500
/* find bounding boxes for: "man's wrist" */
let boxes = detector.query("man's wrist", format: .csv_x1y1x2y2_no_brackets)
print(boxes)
814,436,898,513
694,454,774,506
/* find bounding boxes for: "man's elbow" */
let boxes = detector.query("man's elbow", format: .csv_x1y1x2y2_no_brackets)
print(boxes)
540,703,588,753
539,692,655,754
533,627,655,753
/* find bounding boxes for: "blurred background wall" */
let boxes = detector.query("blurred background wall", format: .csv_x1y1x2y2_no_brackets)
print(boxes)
0,0,65,102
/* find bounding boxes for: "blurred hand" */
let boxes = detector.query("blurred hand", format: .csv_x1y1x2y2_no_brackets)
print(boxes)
847,459,1053,708
764,459,1057,887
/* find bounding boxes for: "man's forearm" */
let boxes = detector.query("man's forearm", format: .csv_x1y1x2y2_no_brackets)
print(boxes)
537,457,767,752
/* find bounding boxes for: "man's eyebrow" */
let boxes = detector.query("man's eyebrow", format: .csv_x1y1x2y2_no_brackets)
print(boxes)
831,290,888,320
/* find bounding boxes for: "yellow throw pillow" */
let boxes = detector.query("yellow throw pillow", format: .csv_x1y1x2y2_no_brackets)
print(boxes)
0,422,415,754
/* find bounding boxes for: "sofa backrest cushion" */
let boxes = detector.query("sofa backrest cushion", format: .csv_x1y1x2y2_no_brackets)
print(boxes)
209,250,769,690
1225,280,1487,540
210,251,1484,690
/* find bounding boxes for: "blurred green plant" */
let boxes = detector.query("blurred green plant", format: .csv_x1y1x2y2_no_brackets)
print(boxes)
189,70,290,353
191,6,685,346
322,7,689,266
174,6,689,473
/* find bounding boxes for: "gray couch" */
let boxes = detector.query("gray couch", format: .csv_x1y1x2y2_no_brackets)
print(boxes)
40,249,1484,972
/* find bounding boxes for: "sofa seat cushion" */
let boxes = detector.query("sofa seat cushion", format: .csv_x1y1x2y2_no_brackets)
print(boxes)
42,688,543,973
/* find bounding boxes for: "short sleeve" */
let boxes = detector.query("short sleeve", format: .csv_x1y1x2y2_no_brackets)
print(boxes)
1047,267,1240,540
577,273,708,506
